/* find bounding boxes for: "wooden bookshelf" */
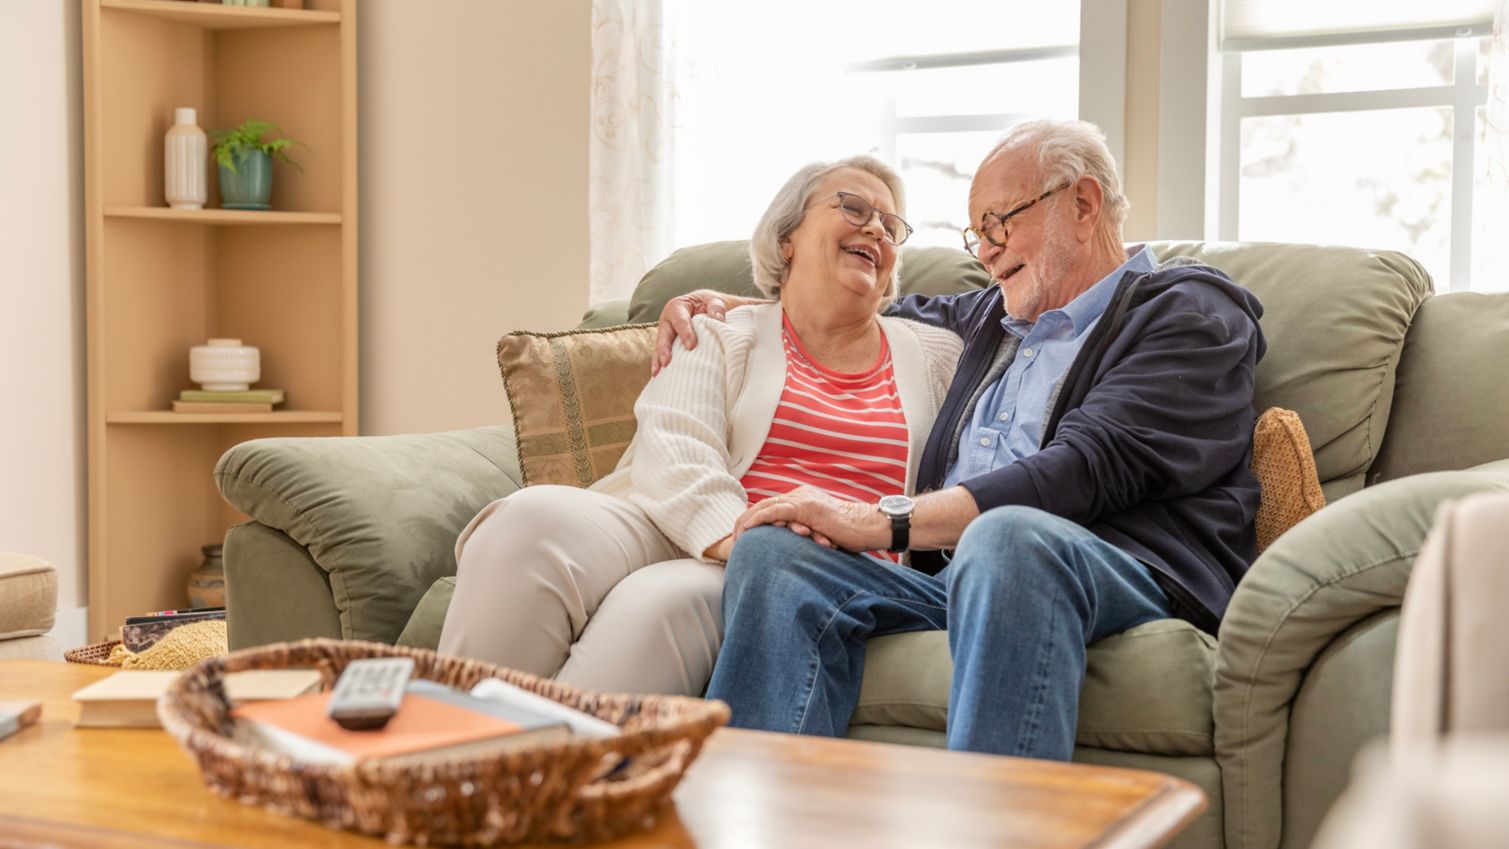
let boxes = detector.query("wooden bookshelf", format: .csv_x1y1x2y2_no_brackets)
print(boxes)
81,0,358,639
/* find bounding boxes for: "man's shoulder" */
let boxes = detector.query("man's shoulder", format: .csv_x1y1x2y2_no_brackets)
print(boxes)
1135,261,1263,323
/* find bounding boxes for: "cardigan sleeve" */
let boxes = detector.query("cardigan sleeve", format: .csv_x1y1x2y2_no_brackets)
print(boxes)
622,315,752,562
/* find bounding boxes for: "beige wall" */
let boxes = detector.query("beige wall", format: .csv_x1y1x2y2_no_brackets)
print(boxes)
0,1,87,615
359,0,591,436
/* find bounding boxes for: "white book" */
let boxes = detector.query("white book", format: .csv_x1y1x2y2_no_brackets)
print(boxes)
469,678,621,740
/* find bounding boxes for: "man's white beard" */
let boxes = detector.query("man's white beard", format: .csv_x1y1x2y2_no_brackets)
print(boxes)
1005,218,1076,321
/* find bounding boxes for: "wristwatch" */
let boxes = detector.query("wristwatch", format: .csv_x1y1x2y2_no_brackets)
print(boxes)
877,495,916,553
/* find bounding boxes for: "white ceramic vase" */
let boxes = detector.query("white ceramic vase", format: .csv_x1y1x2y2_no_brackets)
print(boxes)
164,107,207,211
190,338,260,391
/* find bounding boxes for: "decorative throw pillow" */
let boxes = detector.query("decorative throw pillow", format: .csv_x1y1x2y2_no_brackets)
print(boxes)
497,324,657,487
1250,407,1327,552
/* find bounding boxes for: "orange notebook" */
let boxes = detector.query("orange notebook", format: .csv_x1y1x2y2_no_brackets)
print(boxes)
232,690,569,765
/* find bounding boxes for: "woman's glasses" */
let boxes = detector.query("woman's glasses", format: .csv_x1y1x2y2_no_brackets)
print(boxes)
815,192,914,246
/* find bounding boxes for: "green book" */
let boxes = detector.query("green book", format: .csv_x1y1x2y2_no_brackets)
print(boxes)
179,388,285,404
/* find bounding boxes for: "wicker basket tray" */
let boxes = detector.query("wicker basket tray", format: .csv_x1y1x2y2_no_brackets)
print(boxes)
157,639,730,846
63,639,124,667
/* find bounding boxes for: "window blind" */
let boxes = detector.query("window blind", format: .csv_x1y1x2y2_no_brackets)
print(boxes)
1220,0,1494,51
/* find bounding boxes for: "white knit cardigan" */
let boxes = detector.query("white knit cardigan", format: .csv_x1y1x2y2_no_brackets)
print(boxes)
592,303,963,563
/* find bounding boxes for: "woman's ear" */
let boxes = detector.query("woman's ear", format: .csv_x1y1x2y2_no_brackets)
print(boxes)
780,238,794,261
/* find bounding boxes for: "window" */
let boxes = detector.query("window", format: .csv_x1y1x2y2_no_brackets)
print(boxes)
666,2,1079,253
1214,5,1498,291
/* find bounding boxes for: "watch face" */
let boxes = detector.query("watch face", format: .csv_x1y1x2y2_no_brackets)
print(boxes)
878,495,914,516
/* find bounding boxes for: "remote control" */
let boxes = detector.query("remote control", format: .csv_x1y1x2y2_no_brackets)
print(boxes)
327,657,415,731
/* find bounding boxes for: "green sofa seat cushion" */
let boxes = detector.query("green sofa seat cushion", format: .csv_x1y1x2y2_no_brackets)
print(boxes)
850,618,1217,757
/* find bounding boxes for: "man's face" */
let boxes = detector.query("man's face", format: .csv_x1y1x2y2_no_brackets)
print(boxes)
966,149,1080,322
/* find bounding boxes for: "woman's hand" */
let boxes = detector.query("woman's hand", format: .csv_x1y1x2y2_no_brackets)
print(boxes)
652,290,765,376
703,534,735,563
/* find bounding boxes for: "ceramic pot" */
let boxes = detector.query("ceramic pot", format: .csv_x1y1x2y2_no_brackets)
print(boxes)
218,149,272,210
187,544,225,609
190,338,260,391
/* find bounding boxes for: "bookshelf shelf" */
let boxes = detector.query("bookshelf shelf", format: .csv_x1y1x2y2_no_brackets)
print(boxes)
105,206,341,225
83,0,356,640
101,0,340,30
107,411,344,425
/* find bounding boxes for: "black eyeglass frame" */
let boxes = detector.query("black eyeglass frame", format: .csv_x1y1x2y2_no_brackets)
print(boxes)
812,191,914,246
961,182,1071,258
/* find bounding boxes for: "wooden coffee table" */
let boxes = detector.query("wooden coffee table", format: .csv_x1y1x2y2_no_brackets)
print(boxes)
0,661,1204,848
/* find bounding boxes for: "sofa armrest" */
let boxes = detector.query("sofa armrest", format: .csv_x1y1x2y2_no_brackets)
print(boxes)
214,425,523,644
1214,461,1509,849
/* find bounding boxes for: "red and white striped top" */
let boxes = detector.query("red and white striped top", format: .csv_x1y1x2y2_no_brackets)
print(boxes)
739,314,910,561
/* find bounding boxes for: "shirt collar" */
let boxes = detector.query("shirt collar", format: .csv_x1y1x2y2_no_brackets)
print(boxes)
1003,244,1155,337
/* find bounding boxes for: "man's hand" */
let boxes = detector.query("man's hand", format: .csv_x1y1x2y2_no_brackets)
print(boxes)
652,290,765,376
733,486,890,553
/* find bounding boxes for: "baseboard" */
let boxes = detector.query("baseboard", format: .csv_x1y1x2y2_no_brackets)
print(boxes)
49,605,89,652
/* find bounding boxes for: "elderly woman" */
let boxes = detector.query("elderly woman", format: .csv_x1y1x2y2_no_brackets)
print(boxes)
438,155,961,696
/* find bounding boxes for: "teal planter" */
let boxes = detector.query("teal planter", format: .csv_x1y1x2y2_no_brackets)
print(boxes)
218,150,272,210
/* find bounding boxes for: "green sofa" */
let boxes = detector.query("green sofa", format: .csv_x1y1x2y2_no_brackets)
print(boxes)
216,241,1509,849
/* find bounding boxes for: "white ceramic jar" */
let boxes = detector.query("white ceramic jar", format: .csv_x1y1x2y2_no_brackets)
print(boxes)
164,107,207,211
189,338,260,391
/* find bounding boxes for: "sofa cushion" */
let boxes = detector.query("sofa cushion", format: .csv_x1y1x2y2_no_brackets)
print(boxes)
497,324,656,487
851,618,1217,756
397,576,454,649
0,553,57,639
1369,291,1509,484
625,241,991,323
1251,407,1326,553
1150,242,1431,501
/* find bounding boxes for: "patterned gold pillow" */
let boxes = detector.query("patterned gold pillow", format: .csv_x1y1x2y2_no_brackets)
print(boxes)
497,324,657,487
1250,407,1327,553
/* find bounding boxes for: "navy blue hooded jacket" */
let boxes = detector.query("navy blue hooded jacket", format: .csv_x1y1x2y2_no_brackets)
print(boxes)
890,261,1267,632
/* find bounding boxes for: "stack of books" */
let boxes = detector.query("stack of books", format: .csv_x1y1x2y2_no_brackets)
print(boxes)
173,388,285,414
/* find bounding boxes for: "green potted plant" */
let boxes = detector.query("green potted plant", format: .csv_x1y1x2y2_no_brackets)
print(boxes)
211,119,302,210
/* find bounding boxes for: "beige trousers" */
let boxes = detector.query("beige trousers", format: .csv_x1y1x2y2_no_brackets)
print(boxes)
437,485,725,696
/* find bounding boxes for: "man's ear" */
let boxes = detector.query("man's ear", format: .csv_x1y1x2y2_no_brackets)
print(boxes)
1072,175,1104,243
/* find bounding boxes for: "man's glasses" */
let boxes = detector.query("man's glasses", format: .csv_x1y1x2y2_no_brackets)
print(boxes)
962,182,1070,258
814,192,914,246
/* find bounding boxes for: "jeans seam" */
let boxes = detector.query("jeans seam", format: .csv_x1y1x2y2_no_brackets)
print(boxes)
794,589,869,735
1012,591,1060,756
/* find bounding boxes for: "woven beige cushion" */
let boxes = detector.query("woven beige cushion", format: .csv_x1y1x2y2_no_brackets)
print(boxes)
0,553,58,639
1251,407,1327,553
497,324,656,487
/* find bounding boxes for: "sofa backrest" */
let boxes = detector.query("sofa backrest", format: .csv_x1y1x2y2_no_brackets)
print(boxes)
1149,242,1432,501
1367,291,1509,484
619,238,1438,501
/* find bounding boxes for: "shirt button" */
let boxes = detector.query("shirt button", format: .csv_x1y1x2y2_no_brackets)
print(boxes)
998,412,1010,422
978,437,990,447
1022,347,1035,358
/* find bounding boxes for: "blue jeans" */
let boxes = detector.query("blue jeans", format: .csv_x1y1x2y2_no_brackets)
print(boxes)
704,505,1173,759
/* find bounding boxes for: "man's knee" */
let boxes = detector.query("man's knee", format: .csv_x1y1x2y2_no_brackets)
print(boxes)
949,506,1085,593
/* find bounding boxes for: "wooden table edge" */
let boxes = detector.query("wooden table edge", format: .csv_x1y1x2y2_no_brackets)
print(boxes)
0,813,244,849
1089,775,1209,849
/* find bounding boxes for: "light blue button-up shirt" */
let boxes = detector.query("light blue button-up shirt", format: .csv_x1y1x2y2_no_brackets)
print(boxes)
942,246,1155,487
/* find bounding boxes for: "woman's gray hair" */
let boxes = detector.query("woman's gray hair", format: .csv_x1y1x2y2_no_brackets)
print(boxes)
749,154,906,308
983,120,1129,232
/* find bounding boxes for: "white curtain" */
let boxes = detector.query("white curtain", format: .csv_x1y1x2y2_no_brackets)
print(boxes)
1476,0,1509,289
588,0,674,305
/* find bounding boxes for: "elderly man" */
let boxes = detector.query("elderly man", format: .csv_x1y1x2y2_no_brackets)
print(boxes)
654,119,1266,760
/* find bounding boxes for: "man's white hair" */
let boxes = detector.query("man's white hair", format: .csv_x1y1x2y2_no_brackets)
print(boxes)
749,154,906,308
982,120,1129,233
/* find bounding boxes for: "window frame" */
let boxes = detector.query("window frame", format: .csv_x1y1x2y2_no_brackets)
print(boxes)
1215,37,1489,291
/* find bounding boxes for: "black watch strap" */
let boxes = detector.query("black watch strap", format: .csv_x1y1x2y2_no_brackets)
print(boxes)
888,514,910,553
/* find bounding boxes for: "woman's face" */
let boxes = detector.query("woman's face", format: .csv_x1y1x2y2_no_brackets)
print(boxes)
780,168,899,309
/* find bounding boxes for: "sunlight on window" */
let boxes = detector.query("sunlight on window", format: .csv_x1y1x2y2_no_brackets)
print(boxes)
1239,108,1453,284
665,1,1078,252
1241,40,1454,97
